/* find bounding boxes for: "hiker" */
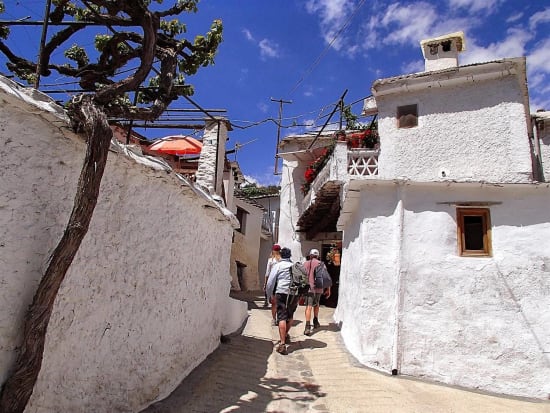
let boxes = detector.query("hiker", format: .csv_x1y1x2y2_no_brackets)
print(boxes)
265,247,298,355
263,244,281,325
302,248,331,336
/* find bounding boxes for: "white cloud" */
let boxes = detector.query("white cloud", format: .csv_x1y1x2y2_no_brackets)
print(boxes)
359,2,475,51
527,38,550,76
506,11,523,24
242,28,280,60
305,0,357,50
245,171,281,187
242,28,254,42
258,39,281,59
238,68,249,84
447,0,503,13
529,7,550,31
242,29,255,42
401,59,424,74
379,2,438,46
243,174,259,186
461,28,532,65
303,119,316,130
257,102,269,113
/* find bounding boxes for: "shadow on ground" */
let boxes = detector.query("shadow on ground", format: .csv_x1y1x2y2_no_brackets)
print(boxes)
141,291,328,413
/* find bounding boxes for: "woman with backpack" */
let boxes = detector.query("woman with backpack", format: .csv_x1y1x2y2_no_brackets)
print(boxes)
263,244,281,325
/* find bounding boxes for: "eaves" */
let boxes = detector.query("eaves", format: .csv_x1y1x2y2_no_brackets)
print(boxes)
371,57,526,98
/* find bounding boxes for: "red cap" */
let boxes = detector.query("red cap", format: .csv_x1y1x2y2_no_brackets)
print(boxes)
272,244,281,251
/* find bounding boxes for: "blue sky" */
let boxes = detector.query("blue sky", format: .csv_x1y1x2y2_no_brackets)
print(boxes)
1,1,549,186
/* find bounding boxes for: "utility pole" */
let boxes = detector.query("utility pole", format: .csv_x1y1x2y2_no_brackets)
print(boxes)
271,97,292,175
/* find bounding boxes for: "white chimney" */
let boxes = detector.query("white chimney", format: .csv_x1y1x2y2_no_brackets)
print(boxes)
420,31,466,72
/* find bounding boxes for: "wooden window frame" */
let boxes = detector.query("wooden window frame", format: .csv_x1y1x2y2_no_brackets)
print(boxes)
456,208,492,257
397,104,418,128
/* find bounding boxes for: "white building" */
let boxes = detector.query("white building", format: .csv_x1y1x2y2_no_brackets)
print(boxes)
278,32,550,398
229,190,265,291
254,193,281,287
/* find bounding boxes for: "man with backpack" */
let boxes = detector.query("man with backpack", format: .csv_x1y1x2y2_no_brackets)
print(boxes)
265,247,299,355
302,249,331,336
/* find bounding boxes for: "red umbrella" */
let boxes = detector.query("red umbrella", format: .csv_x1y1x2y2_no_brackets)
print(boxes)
148,135,203,155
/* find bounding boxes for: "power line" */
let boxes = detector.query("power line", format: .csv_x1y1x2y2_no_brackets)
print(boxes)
287,0,367,96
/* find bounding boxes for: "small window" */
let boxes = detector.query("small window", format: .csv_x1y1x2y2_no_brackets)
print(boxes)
457,208,492,257
236,207,247,234
441,40,452,52
397,104,418,128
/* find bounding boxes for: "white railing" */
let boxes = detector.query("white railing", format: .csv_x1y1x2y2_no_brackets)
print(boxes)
301,144,380,212
348,149,379,177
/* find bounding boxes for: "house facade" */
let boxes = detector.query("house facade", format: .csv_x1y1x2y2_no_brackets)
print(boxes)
278,32,550,398
254,194,281,287
229,191,265,291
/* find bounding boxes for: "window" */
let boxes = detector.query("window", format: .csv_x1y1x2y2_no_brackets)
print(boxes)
457,208,492,257
441,40,452,52
236,207,247,234
397,104,418,128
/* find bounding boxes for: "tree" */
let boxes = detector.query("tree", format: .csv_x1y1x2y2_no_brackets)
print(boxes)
0,1,222,412
240,183,281,198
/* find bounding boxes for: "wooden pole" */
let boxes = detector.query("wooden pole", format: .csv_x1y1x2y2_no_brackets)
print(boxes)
35,0,52,89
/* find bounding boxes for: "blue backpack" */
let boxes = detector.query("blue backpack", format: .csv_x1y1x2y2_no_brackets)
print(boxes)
314,261,332,289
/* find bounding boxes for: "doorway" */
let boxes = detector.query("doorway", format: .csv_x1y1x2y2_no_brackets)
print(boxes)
320,243,340,308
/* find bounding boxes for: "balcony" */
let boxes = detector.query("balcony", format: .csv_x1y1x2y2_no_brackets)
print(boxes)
297,140,379,237
261,213,273,238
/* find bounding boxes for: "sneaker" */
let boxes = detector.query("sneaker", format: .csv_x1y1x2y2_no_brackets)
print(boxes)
304,324,313,336
313,318,321,329
276,343,287,355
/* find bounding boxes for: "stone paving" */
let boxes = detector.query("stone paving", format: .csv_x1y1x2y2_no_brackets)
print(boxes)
142,291,550,413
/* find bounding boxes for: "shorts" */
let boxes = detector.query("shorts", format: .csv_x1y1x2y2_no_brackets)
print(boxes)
304,292,322,307
275,293,299,323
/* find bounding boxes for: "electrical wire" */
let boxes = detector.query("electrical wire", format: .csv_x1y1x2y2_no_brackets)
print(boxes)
287,0,367,96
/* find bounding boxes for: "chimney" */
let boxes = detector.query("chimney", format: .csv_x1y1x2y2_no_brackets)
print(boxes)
195,117,231,195
420,31,465,72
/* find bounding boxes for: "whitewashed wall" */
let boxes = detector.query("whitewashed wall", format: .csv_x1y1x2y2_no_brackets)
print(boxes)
375,76,533,184
230,197,263,291
538,119,550,182
0,78,246,412
255,195,280,287
335,181,550,399
278,137,333,260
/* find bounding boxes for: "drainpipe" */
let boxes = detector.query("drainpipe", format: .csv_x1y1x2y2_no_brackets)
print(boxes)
533,117,544,181
391,184,405,375
214,120,220,194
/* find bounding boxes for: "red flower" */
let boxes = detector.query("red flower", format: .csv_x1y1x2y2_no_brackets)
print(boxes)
305,168,316,183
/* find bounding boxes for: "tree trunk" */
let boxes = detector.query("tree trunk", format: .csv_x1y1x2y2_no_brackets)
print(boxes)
0,95,112,413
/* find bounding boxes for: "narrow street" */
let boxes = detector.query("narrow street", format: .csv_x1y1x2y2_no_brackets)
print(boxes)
142,292,550,413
